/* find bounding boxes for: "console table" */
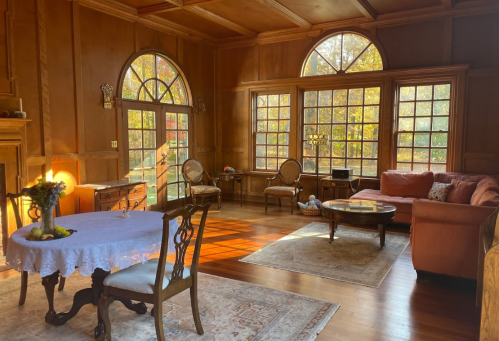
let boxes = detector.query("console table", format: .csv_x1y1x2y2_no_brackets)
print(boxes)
218,172,244,206
320,176,360,201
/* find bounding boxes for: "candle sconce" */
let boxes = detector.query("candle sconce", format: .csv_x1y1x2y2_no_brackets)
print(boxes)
101,84,114,109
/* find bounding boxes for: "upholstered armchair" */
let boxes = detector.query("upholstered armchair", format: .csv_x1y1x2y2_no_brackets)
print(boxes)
182,158,221,209
264,158,303,214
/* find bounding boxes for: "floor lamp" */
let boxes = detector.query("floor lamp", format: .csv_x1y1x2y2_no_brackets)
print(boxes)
307,134,330,198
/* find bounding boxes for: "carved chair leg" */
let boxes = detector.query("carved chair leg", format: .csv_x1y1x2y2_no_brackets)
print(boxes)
154,301,165,341
190,276,204,335
192,196,197,206
201,196,205,205
58,276,66,291
296,192,300,208
217,193,221,209
97,294,114,341
265,194,268,212
19,271,28,306
290,196,294,214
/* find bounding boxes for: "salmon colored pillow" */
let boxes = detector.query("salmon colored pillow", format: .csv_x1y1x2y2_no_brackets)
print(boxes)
380,171,434,198
447,180,477,204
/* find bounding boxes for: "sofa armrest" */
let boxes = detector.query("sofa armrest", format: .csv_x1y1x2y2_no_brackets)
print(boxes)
413,199,495,225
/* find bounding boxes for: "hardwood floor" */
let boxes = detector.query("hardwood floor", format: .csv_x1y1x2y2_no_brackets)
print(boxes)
0,201,480,340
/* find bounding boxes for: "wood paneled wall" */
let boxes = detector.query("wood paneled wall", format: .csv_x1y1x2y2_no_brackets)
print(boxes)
0,0,216,215
217,14,499,202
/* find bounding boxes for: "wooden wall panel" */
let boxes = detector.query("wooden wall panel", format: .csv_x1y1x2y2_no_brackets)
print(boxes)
85,159,118,183
0,0,14,97
219,46,255,88
13,0,42,156
79,6,135,154
136,24,177,57
452,13,499,69
53,161,78,216
377,19,446,70
259,38,312,80
220,91,245,169
45,0,77,154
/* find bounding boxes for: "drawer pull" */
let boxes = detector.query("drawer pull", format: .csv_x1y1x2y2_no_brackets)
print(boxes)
134,188,138,193
107,206,112,211
107,193,111,199
134,201,139,207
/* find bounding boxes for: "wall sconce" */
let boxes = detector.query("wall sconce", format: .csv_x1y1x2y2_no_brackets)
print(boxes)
197,97,206,114
101,84,114,109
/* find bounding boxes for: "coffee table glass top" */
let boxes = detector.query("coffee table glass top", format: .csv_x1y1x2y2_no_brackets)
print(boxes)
322,199,396,214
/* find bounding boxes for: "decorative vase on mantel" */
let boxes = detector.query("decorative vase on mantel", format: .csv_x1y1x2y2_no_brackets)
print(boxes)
40,205,55,234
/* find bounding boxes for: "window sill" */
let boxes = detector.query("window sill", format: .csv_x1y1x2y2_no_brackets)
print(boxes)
244,170,379,182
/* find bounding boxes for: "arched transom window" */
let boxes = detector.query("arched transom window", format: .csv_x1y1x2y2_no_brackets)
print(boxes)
302,32,383,76
122,53,188,105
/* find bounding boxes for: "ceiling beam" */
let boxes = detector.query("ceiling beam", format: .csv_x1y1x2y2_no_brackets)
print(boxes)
138,0,226,15
184,6,258,37
442,0,454,10
349,0,378,20
257,0,311,29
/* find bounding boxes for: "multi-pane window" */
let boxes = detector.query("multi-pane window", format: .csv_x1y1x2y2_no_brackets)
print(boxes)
127,110,157,205
303,87,381,176
395,84,451,172
166,112,189,201
302,33,383,76
255,94,290,170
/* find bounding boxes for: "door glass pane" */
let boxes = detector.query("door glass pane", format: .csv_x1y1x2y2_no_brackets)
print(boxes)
166,112,189,202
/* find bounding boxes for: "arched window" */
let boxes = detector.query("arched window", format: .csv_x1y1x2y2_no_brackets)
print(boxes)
122,53,189,105
302,32,383,76
120,52,192,209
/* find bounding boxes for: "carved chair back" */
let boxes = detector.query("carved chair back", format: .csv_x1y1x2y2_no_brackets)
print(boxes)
278,159,302,186
182,158,205,185
155,203,210,293
6,193,61,229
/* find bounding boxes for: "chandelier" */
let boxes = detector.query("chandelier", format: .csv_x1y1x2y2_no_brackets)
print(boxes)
307,134,329,145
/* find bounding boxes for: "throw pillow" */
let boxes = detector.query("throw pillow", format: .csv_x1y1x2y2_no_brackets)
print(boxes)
380,171,434,198
447,180,478,204
427,182,454,202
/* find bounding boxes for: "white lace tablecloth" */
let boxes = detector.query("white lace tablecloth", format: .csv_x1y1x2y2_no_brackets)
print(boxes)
6,211,178,278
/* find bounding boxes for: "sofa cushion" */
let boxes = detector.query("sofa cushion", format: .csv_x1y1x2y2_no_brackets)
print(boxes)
447,180,478,204
433,172,484,184
350,189,431,215
477,190,499,207
470,177,499,206
380,171,434,198
427,182,454,202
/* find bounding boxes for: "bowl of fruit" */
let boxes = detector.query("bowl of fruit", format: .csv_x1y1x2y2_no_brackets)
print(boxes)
27,225,77,241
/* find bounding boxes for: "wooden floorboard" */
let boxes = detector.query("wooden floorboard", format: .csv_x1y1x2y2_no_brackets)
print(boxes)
0,201,480,340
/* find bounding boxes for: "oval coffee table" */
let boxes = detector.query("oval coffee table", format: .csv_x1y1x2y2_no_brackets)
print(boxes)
322,199,396,247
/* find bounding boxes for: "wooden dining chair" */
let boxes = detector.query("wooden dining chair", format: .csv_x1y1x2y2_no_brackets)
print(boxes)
6,193,64,306
98,203,210,341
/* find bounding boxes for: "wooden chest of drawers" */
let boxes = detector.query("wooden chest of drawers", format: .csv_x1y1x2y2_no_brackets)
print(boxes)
74,180,147,213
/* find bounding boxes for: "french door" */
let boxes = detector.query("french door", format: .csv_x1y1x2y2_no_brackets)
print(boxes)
122,101,193,210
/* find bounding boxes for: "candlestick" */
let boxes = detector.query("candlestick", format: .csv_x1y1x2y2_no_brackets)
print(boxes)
19,98,22,112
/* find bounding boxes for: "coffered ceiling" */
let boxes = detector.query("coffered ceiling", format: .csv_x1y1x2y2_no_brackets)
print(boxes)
84,0,499,47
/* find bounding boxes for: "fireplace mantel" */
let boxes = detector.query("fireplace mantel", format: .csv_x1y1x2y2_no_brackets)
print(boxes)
0,118,31,141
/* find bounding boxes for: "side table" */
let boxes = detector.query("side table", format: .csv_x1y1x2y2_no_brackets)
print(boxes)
320,176,361,201
218,172,244,207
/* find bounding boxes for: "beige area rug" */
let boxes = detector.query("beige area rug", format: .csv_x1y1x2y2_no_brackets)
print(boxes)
240,222,410,288
0,272,339,341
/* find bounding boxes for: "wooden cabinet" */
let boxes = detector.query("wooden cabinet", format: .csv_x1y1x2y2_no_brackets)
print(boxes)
74,180,147,213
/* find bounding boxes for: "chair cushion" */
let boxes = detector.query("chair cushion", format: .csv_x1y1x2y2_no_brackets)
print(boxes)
264,186,298,196
103,259,190,295
447,180,478,204
191,185,221,195
380,171,434,198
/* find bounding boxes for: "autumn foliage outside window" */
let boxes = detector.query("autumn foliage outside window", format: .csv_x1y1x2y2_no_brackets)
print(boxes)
395,84,451,172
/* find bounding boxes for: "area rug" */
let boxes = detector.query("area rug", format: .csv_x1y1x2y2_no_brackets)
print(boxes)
240,222,410,288
0,272,339,341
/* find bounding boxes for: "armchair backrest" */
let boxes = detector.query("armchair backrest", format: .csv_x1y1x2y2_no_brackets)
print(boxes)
278,159,302,186
155,203,210,293
6,193,61,229
182,158,205,185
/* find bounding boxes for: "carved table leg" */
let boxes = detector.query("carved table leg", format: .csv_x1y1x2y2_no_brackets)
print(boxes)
42,271,60,324
329,217,338,243
52,268,110,326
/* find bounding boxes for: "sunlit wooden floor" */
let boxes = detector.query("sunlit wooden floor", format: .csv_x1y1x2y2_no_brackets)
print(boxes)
0,201,480,340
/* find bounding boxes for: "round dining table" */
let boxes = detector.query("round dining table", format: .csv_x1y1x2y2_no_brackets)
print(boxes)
6,210,178,332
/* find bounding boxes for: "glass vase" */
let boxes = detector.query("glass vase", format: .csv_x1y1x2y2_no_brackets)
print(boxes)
40,205,55,234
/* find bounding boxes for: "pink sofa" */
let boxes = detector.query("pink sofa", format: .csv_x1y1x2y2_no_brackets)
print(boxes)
351,171,499,279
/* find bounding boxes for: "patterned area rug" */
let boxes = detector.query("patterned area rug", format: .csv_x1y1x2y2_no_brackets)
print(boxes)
240,222,410,288
0,272,339,341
